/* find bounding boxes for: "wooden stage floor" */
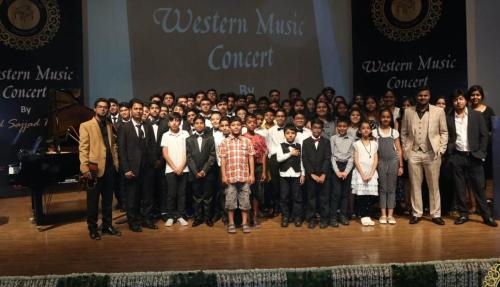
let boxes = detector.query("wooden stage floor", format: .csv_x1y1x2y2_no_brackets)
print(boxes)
0,191,499,276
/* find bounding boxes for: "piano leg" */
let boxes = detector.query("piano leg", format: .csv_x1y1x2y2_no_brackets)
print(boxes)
32,187,45,229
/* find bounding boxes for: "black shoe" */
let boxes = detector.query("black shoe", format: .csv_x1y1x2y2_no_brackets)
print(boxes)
432,217,445,225
320,221,328,229
89,229,101,240
409,216,421,224
142,221,158,229
308,220,316,229
281,217,289,228
294,218,303,227
192,219,204,227
161,214,169,222
129,224,142,232
206,219,214,227
483,217,498,227
211,214,221,223
101,225,121,236
339,215,350,226
330,218,339,228
454,216,469,225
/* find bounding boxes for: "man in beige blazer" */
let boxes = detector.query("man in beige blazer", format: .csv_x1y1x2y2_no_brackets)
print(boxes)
401,87,448,225
79,98,121,240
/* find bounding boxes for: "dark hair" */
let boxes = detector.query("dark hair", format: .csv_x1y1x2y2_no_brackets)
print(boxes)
172,105,185,113
245,113,256,122
200,97,211,104
275,109,286,116
235,107,248,115
416,86,431,96
217,97,228,104
247,100,257,106
264,109,275,115
322,86,336,96
129,98,144,108
226,92,236,100
356,120,374,139
468,85,485,99
254,110,265,117
293,111,305,119
163,91,175,100
94,98,109,108
333,95,346,104
268,89,280,96
168,112,182,121
311,118,324,128
185,108,197,115
195,90,206,97
283,123,297,133
288,88,301,96
451,89,467,101
150,100,161,108
378,108,395,128
220,116,230,124
149,94,162,102
207,88,217,94
236,94,247,101
281,99,291,106
315,101,333,121
119,101,129,109
258,96,270,104
336,116,350,125
229,117,243,125
108,98,118,105
193,115,206,124
210,111,222,117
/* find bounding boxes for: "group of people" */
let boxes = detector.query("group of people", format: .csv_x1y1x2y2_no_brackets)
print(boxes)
78,85,498,240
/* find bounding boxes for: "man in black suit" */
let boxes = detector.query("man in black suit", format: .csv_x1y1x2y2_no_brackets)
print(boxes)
118,98,159,232
186,115,217,227
302,118,332,229
147,101,169,219
447,90,497,227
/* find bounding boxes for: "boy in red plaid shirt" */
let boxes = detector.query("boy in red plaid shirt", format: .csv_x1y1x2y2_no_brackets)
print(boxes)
219,117,255,234
243,114,268,228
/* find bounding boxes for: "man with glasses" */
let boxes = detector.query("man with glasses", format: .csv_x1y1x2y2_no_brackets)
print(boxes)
79,98,121,240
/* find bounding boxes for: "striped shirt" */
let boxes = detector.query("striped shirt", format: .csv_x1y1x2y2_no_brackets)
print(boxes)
330,133,354,173
219,134,255,184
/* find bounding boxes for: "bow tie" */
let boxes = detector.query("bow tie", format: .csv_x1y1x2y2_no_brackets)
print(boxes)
196,133,204,138
285,143,296,148
151,120,159,126
296,128,303,133
277,127,284,131
313,138,320,143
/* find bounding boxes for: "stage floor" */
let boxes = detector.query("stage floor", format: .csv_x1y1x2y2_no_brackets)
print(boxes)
0,191,499,276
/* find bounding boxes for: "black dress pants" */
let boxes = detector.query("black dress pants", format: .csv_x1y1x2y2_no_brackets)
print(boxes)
330,162,352,218
125,166,154,226
87,162,115,229
192,177,214,221
305,176,329,222
165,172,187,218
280,177,302,219
449,152,491,218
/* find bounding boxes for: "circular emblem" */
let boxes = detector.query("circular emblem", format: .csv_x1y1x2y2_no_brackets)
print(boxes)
371,0,442,42
0,0,60,50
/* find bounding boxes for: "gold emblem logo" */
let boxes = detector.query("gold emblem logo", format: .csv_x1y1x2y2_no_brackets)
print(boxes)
371,0,442,42
483,262,500,287
0,0,60,50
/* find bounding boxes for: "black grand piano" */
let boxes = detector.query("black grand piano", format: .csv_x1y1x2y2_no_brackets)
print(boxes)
8,90,94,228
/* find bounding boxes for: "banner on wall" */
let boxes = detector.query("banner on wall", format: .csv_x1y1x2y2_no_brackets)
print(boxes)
352,0,467,100
127,0,324,99
0,0,83,192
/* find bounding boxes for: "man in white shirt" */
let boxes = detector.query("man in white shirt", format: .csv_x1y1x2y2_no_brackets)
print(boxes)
267,109,287,216
446,91,497,227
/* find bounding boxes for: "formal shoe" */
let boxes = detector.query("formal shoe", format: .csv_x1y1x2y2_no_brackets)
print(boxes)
308,220,316,229
211,214,221,223
319,221,329,229
330,218,339,227
454,216,469,225
192,219,204,227
164,218,174,227
409,216,421,224
129,225,142,232
101,225,121,236
294,219,303,227
142,221,158,229
89,229,101,240
161,214,169,222
115,217,128,225
281,217,289,228
206,219,214,227
339,215,350,226
483,217,498,227
432,217,445,225
178,217,189,226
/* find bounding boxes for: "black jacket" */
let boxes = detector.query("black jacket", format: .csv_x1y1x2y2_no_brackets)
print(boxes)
302,136,331,176
186,133,216,181
118,120,158,176
446,108,488,160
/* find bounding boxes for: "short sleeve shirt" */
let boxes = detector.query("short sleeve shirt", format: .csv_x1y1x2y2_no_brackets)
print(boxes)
160,130,189,173
243,132,268,165
219,135,255,183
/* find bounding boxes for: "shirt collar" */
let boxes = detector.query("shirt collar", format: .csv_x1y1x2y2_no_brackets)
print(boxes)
131,118,143,126
168,129,181,136
455,107,468,118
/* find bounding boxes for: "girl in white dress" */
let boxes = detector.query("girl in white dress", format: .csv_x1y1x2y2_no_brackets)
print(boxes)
352,121,379,226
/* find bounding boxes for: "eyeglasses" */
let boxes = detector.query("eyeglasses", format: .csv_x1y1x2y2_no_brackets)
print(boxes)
96,105,108,109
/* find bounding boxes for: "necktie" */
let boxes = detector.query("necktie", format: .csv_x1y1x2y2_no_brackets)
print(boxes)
136,124,144,139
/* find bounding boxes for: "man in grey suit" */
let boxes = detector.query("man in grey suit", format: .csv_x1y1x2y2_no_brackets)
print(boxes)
401,87,448,225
